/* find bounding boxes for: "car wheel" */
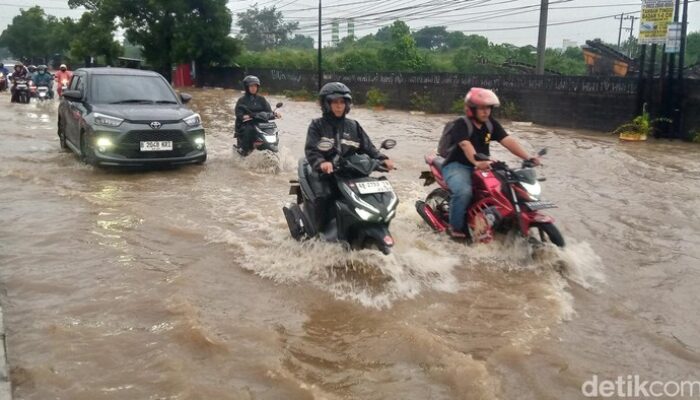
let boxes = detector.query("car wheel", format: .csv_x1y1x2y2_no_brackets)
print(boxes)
80,132,96,166
57,118,68,151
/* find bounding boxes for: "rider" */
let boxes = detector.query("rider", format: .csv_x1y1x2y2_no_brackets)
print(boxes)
442,87,541,239
10,63,29,102
32,65,54,98
27,65,37,75
304,82,395,232
234,75,280,155
54,64,73,96
0,63,8,91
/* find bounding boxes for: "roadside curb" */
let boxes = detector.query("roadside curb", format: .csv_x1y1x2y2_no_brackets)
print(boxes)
0,305,11,400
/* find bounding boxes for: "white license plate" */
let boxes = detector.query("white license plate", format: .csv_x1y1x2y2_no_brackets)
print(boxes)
140,141,173,151
356,180,393,194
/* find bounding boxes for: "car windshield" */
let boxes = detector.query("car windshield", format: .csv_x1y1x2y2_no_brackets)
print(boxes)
90,74,179,104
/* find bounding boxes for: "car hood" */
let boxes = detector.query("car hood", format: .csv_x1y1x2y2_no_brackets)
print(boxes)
90,104,194,122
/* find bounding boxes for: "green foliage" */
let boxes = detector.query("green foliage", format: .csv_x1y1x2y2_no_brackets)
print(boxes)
691,130,700,143
284,34,314,50
410,91,436,112
236,49,315,70
450,98,465,114
612,105,671,138
382,21,426,71
0,7,71,61
686,31,700,65
236,6,299,51
366,88,388,107
332,48,384,72
498,101,523,121
69,12,122,65
414,26,449,50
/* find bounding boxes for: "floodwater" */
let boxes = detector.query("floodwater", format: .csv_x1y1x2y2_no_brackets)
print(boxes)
1,88,699,399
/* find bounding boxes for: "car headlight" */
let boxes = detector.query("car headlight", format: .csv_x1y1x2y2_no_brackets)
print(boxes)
355,207,379,222
184,113,202,127
93,113,124,127
193,136,205,149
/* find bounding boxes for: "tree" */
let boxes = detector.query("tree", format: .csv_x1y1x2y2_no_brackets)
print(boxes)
69,12,122,65
284,34,314,49
686,31,700,65
381,20,425,71
0,6,70,62
236,6,298,51
70,0,240,79
413,26,449,50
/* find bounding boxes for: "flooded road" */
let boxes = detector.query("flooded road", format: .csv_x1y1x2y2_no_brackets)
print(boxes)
1,88,699,399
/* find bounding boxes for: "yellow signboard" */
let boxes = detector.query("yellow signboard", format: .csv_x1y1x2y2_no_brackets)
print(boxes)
639,0,675,44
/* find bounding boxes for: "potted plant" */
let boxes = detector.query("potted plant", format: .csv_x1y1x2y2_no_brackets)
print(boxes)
612,105,670,142
366,88,388,111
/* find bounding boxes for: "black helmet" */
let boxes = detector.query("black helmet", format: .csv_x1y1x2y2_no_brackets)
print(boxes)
319,82,352,115
38,64,48,72
242,75,261,92
28,65,37,73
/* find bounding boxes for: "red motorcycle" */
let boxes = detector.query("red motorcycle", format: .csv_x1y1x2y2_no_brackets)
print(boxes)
416,149,565,247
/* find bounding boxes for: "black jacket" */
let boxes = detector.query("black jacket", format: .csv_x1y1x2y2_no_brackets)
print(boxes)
305,115,387,171
234,93,273,131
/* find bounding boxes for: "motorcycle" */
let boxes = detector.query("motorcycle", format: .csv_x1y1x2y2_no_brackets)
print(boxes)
11,79,30,104
57,78,69,97
234,102,284,156
283,138,399,255
35,85,51,101
415,149,565,247
0,73,6,92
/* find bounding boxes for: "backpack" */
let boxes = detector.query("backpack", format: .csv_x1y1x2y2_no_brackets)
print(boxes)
437,116,493,158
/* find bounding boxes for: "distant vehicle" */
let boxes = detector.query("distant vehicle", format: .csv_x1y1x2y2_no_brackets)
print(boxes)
57,68,206,167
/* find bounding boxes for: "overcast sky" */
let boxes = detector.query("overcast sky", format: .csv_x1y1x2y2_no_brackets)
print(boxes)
1,0,698,48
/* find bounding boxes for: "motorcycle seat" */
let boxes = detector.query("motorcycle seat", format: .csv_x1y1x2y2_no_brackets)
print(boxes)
425,154,446,170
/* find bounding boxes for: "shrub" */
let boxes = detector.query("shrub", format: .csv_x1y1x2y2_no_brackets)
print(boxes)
366,88,388,107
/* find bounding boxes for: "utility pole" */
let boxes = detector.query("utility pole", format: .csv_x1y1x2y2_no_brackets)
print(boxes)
677,0,689,81
317,0,322,91
536,0,548,75
615,13,625,49
623,16,639,57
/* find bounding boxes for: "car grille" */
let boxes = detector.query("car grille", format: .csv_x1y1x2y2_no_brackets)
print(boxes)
116,130,195,159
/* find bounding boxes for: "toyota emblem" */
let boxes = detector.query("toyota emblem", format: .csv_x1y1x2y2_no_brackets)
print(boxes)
150,121,162,130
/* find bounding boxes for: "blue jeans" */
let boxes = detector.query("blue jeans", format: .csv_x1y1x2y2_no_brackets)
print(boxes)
442,162,473,233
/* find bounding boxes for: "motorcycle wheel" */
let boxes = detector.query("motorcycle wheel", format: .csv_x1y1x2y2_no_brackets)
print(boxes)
426,188,450,213
533,222,565,247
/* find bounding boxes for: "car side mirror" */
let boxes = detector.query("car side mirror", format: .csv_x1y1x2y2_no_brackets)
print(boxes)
538,148,548,156
180,93,192,104
275,102,284,108
317,139,334,152
62,90,82,101
380,139,396,150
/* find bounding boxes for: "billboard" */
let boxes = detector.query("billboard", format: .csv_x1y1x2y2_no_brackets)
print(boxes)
639,0,675,45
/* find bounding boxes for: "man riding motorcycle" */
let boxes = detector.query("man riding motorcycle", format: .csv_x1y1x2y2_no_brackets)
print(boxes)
10,63,29,102
54,64,73,97
32,65,54,99
0,63,9,91
304,82,395,233
234,75,281,155
441,88,540,239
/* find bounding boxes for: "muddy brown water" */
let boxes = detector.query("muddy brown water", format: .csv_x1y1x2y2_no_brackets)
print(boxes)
0,88,699,399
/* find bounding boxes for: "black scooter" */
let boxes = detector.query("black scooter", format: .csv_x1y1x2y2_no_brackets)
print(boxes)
11,79,30,104
283,138,398,255
234,102,283,156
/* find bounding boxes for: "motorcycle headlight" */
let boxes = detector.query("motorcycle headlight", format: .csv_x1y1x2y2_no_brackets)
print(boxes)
355,207,379,222
184,113,202,127
520,182,541,198
264,134,277,143
93,113,124,127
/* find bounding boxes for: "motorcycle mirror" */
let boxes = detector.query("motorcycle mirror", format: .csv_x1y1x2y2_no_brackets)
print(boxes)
180,93,192,104
317,139,334,152
538,148,547,156
380,139,397,150
275,102,284,108
475,153,490,161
